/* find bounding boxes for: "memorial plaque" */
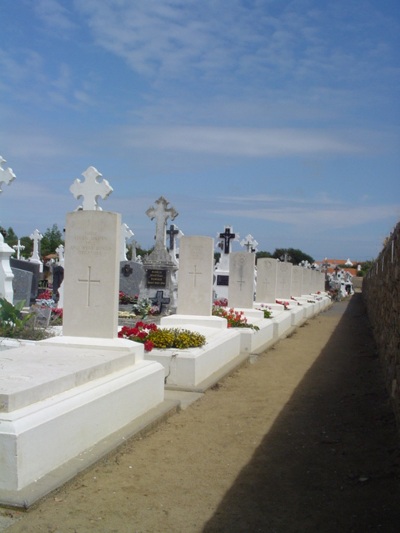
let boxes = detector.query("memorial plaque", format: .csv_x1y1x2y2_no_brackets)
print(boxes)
217,275,229,286
146,269,167,288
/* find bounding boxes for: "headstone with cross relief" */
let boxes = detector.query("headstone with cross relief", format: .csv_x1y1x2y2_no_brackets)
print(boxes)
62,168,121,338
228,251,255,309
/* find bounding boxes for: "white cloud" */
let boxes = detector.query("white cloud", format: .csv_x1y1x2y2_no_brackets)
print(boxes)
123,126,361,157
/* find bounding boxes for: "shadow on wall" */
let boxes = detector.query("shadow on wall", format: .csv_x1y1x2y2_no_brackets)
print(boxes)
203,295,399,533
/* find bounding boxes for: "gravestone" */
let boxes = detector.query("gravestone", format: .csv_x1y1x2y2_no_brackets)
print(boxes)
11,267,33,305
63,210,120,338
0,156,16,302
119,260,144,298
276,261,293,299
177,236,214,316
240,234,258,253
10,258,40,302
256,257,278,302
214,225,240,300
302,267,312,295
228,251,255,308
140,196,179,312
291,265,303,297
29,229,43,272
120,223,134,262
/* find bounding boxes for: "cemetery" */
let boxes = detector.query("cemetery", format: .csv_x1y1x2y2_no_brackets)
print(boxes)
0,157,332,508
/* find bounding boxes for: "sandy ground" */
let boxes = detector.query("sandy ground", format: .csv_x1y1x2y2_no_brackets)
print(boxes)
1,293,399,532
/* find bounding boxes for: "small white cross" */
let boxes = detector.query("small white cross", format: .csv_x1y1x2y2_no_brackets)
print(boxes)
120,222,134,261
56,244,65,264
30,229,43,262
70,166,113,210
13,239,25,259
0,156,16,193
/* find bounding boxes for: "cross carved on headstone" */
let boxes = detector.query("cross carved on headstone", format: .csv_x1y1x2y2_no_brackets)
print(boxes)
189,264,202,287
0,156,16,193
218,226,237,254
146,196,178,250
70,166,113,210
78,266,100,307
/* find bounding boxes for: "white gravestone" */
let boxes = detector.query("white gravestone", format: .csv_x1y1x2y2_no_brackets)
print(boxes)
228,251,255,309
177,236,214,316
256,258,278,303
0,157,16,302
302,267,312,295
291,265,303,297
13,239,25,259
276,261,293,299
240,234,258,253
29,229,43,272
63,210,121,338
70,166,113,210
120,222,134,262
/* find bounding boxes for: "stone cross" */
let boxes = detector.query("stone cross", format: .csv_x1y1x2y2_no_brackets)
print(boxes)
218,226,238,254
240,234,258,253
70,166,113,210
146,196,178,251
30,229,43,263
120,223,134,261
13,239,25,259
0,156,16,193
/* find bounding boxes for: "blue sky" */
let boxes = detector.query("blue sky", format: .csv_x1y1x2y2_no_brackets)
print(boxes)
0,0,399,261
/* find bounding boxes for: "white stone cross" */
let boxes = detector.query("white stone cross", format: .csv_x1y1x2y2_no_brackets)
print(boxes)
146,196,178,250
0,156,16,192
13,239,25,259
30,229,43,263
240,234,258,253
70,166,113,210
120,222,134,261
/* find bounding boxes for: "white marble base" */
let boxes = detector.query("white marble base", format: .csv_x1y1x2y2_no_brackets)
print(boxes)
0,339,165,507
145,318,242,390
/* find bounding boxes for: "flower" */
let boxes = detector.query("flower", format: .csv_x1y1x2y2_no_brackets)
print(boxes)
118,322,157,351
212,306,259,330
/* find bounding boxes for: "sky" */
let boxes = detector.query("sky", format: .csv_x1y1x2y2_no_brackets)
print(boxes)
0,0,399,262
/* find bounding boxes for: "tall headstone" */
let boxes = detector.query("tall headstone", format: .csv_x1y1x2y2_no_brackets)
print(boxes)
256,258,278,303
140,196,179,312
302,267,312,295
276,261,293,298
63,166,120,338
120,222,134,262
0,156,16,302
63,211,120,338
214,225,240,299
228,251,255,308
240,234,258,253
29,229,43,272
291,265,303,297
177,236,214,316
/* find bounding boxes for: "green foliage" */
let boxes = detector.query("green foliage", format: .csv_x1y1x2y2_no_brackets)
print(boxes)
0,298,33,338
19,236,33,258
41,224,64,257
148,328,206,349
256,251,272,261
272,247,315,265
3,226,18,247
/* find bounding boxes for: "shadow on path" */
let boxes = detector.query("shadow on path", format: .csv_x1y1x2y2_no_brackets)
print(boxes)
203,294,400,533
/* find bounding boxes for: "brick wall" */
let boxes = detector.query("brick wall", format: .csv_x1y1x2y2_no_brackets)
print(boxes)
362,221,400,427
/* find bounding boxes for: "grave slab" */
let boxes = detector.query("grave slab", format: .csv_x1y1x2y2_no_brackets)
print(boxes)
0,341,165,508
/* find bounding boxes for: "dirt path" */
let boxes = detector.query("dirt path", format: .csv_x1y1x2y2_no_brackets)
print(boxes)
1,293,399,532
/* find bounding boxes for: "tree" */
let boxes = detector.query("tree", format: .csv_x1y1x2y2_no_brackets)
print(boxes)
272,248,315,265
40,224,64,258
256,251,272,261
4,226,18,247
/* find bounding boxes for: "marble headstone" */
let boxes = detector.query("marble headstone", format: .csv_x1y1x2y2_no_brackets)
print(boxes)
256,258,278,303
228,251,255,308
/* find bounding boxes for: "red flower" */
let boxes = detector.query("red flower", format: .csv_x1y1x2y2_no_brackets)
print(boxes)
144,340,154,352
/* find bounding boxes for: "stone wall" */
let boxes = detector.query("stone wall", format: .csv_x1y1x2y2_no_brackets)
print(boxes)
362,221,400,427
